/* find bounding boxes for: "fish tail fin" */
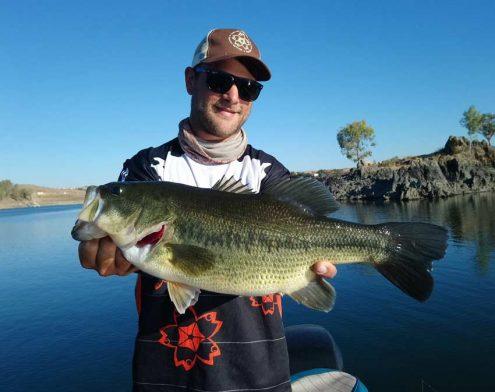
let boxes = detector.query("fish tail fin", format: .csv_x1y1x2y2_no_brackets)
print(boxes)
374,222,448,302
288,277,336,312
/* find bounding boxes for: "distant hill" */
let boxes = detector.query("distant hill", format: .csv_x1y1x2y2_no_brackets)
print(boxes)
0,180,86,210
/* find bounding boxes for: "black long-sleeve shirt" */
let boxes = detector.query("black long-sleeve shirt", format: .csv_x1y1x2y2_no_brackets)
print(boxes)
119,138,292,392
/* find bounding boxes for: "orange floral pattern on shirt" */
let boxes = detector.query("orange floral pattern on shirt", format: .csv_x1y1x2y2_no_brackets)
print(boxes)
250,294,283,316
158,307,223,371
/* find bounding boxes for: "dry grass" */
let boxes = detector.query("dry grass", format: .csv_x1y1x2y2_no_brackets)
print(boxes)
0,184,85,210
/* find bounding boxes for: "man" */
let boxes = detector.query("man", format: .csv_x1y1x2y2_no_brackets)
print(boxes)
79,28,337,392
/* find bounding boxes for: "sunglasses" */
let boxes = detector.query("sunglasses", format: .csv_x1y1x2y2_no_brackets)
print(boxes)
194,66,263,102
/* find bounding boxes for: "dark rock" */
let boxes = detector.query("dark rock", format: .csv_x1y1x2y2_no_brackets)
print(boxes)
444,136,469,155
311,136,495,201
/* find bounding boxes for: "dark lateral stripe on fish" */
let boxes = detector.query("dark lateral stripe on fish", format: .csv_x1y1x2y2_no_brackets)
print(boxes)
175,222,313,253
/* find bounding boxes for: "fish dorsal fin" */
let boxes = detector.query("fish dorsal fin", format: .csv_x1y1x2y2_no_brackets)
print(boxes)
263,177,339,216
212,175,255,194
167,281,201,314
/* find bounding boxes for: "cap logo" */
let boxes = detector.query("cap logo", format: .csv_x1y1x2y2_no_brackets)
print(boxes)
228,30,253,53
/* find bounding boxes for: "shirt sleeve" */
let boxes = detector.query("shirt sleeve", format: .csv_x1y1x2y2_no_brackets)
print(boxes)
117,147,162,182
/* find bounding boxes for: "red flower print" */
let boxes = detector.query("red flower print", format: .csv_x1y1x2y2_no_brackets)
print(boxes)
154,279,166,291
250,294,283,316
158,307,223,371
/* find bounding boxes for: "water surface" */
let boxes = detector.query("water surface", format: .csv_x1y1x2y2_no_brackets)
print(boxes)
1,194,494,391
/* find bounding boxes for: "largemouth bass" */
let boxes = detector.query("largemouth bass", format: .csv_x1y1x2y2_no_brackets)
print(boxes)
71,177,447,313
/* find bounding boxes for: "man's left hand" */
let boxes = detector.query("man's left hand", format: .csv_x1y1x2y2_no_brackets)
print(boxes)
312,260,337,279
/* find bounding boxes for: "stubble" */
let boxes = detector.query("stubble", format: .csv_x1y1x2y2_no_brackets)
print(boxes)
190,95,250,139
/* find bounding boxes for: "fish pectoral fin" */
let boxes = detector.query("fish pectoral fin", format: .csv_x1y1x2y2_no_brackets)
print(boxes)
288,277,336,312
167,281,201,314
166,244,216,275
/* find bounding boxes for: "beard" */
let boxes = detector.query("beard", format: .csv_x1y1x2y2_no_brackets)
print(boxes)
190,95,249,139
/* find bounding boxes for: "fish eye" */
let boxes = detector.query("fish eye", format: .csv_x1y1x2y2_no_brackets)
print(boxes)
110,184,122,196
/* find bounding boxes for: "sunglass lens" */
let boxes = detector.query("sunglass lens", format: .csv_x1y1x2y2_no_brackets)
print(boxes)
206,73,233,94
238,80,262,102
203,69,263,102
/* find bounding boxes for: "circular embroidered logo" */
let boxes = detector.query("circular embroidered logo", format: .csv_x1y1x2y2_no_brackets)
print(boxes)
228,30,253,53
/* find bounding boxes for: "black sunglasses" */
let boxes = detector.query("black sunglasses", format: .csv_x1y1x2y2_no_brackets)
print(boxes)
194,66,263,102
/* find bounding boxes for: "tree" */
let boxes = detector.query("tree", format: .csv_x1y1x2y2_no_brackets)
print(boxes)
460,106,482,138
0,180,13,200
460,106,495,146
337,120,376,166
480,113,495,146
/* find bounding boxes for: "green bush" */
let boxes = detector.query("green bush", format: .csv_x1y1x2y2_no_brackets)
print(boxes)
0,180,31,201
0,180,14,200
378,156,400,167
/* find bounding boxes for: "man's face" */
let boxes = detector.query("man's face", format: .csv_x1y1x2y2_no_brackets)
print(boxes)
186,59,255,140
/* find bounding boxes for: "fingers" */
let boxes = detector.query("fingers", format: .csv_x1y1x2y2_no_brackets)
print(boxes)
78,237,137,277
95,236,120,276
96,237,127,276
114,248,138,276
79,239,99,269
312,260,337,279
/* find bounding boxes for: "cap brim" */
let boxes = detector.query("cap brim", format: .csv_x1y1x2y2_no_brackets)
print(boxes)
201,55,271,81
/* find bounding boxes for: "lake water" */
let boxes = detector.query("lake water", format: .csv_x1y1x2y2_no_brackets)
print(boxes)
1,194,494,392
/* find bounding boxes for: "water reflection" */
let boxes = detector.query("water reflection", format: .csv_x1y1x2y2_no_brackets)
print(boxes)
342,192,495,273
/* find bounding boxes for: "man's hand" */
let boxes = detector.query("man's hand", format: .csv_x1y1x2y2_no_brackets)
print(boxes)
78,236,138,276
312,260,337,279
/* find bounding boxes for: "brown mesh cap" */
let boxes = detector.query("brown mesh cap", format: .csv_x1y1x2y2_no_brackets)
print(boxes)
191,29,271,81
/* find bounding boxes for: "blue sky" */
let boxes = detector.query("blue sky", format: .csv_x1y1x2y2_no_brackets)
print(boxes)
1,0,494,187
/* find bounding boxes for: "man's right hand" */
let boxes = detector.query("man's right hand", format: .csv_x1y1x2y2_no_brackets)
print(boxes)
78,236,138,276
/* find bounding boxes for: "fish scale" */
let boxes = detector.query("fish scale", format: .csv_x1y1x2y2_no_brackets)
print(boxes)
72,177,448,313
165,195,391,294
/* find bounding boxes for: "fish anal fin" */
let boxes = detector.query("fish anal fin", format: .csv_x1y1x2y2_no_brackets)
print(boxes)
288,277,336,312
167,281,200,314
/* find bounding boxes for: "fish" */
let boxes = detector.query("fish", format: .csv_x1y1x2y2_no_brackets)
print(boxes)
71,176,448,314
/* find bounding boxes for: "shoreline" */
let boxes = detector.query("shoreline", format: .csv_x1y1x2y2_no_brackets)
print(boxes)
3,188,494,212
0,185,85,211
0,200,83,211
3,137,493,206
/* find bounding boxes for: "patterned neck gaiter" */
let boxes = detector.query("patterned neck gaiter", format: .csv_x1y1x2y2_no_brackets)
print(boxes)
178,118,248,164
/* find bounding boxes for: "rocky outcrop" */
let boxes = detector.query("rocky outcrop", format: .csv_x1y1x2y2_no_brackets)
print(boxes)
296,137,495,201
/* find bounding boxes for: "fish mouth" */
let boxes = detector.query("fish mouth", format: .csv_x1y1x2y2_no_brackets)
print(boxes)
71,219,107,241
71,186,106,241
72,185,167,252
83,186,98,208
77,186,104,224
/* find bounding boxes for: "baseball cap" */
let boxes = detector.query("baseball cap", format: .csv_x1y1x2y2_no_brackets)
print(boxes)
191,29,271,81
